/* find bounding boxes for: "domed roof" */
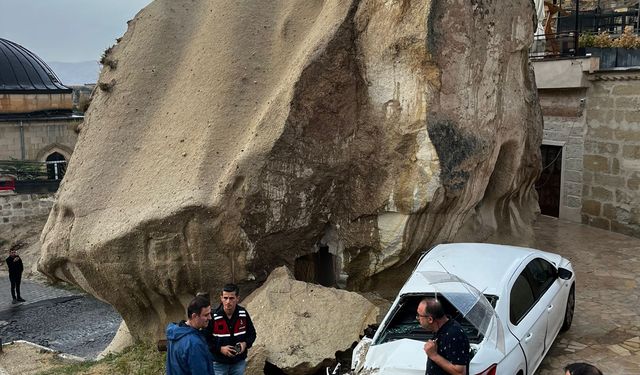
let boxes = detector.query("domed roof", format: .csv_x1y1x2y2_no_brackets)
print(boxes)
0,38,71,93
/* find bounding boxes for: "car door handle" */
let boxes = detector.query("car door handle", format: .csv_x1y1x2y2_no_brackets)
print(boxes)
547,304,554,311
524,333,533,342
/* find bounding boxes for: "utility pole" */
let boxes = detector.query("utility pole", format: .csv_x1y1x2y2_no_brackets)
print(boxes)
636,1,639,34
574,0,580,56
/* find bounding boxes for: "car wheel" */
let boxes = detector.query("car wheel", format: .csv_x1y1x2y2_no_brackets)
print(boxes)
561,284,575,332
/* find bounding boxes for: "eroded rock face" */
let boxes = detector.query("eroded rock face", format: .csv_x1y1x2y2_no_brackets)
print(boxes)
243,267,379,374
39,0,542,340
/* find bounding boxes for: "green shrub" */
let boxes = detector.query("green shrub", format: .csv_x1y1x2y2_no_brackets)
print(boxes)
579,33,596,48
580,27,640,49
37,343,165,375
612,26,640,49
108,343,165,375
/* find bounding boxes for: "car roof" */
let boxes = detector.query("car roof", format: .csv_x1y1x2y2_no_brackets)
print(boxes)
399,243,561,297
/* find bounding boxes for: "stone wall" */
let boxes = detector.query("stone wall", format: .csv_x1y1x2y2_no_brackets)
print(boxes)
0,193,54,225
539,89,586,222
0,93,73,113
536,66,640,238
582,72,640,236
0,121,79,160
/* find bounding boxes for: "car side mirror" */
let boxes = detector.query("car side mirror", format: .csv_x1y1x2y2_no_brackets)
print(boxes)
558,267,572,280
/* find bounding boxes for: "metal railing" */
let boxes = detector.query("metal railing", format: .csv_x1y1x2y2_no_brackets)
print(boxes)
531,1,640,60
0,160,66,193
530,31,583,59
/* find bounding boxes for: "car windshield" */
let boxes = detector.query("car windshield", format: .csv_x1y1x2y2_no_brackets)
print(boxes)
375,293,498,345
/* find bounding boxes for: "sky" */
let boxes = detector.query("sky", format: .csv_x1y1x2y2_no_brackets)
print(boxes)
0,0,153,63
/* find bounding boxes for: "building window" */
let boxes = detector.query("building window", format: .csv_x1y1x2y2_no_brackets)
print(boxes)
46,152,67,181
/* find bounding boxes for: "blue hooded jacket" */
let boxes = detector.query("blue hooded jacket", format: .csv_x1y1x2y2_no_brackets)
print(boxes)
166,321,214,375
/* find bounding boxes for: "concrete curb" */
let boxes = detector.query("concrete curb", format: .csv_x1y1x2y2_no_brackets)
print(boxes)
1,340,87,362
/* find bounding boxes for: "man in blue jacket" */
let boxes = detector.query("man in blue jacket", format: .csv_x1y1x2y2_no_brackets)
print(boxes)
166,295,215,375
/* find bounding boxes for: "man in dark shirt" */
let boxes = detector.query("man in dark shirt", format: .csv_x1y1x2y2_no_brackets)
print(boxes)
417,298,470,375
5,249,25,303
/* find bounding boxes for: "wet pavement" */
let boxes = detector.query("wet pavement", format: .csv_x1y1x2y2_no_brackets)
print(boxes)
534,215,640,375
0,278,121,358
0,278,77,310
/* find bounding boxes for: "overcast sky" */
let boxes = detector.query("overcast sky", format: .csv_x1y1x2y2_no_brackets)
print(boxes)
0,0,153,63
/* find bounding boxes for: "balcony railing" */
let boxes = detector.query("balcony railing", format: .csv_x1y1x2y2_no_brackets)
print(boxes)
531,1,640,60
530,31,582,59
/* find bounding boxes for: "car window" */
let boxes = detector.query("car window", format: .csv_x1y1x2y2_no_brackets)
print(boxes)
510,273,535,325
376,296,433,345
526,258,557,299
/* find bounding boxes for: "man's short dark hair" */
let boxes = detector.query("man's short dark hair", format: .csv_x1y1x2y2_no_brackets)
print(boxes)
222,283,239,295
421,297,445,319
564,363,603,375
187,296,210,319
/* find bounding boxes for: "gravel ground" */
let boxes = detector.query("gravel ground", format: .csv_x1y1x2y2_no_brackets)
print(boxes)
0,295,121,358
0,342,64,375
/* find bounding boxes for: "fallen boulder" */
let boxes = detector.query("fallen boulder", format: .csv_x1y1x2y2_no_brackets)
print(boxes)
243,267,379,374
245,344,269,375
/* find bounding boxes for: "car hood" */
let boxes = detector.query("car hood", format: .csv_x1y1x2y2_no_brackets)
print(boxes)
356,339,426,375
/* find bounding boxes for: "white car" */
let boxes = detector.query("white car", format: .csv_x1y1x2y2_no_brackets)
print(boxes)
350,243,575,375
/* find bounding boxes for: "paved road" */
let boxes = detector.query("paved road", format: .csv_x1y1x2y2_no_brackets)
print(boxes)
535,215,640,374
0,277,121,358
0,277,77,310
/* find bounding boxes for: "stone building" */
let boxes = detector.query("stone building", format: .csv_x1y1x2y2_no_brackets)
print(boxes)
0,38,82,186
532,57,640,237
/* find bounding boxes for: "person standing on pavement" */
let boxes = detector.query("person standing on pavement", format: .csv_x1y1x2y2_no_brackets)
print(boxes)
166,296,215,375
564,363,603,375
6,248,25,303
205,283,256,375
417,298,470,375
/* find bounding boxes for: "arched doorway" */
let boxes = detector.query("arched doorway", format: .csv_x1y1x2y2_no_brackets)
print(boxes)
46,152,67,180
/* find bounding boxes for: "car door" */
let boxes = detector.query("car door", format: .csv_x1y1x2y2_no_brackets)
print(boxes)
508,264,548,375
527,258,565,348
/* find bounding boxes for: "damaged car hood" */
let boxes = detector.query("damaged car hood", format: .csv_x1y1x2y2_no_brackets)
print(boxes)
356,339,426,375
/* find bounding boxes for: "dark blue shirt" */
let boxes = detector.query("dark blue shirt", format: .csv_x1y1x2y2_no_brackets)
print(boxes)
426,318,470,375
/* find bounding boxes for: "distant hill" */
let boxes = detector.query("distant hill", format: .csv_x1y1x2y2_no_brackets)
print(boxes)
48,61,100,85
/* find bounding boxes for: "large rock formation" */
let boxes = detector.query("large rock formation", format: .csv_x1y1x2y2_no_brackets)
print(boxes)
243,266,378,374
39,0,542,340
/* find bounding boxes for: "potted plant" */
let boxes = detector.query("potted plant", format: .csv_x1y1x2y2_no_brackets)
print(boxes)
580,27,640,68
613,26,640,67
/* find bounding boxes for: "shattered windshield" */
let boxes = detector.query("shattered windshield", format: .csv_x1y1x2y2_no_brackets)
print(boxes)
376,294,498,345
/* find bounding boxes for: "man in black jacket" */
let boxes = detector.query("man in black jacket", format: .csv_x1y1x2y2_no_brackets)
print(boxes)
6,249,25,303
204,283,256,375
